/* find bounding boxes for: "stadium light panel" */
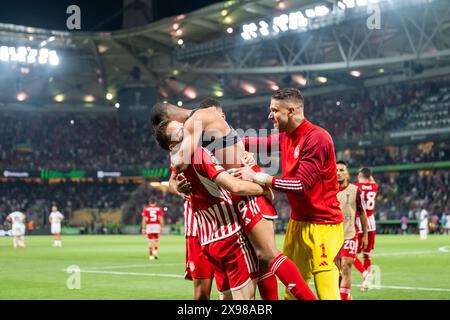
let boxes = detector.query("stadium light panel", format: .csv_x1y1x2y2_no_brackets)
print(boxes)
277,1,286,10
115,103,120,108
350,70,361,77
16,92,28,101
177,101,183,106
241,82,256,94
226,27,233,34
177,39,184,45
84,94,95,103
0,46,9,61
175,29,183,36
315,5,330,16
224,16,233,24
305,9,316,18
343,0,356,8
292,74,307,86
259,21,270,36
214,90,224,97
49,50,59,66
316,76,327,83
172,23,179,30
337,1,346,9
106,93,113,100
184,87,197,100
48,36,56,42
54,94,65,102
221,9,228,17
356,0,368,6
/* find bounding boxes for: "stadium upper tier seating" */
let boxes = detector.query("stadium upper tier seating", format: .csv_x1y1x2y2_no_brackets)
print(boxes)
1,77,449,170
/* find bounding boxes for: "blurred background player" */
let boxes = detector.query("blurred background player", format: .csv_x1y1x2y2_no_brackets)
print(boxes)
141,197,164,260
354,167,378,291
336,161,368,300
419,206,429,240
49,206,64,247
6,209,26,248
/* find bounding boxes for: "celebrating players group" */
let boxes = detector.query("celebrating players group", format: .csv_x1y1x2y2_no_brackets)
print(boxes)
148,88,378,300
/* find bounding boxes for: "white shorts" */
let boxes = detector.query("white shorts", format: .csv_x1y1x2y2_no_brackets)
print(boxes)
146,224,161,234
12,224,25,237
51,224,61,234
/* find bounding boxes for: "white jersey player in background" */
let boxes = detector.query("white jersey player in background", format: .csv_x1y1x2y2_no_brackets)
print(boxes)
419,207,429,240
49,206,64,247
6,210,26,248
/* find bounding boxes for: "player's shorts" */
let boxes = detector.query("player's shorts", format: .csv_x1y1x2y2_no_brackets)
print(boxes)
233,195,277,234
202,230,258,293
357,230,375,254
283,220,344,275
356,215,376,233
341,236,358,259
51,224,61,234
185,236,214,280
146,233,160,240
11,224,25,237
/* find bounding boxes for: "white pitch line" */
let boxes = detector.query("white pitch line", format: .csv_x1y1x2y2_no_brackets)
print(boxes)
75,269,184,279
83,263,183,270
74,269,450,293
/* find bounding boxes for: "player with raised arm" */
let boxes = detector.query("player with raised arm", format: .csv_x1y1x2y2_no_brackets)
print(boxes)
151,100,316,300
7,209,26,248
336,161,368,300
141,198,164,260
49,206,64,247
354,167,378,291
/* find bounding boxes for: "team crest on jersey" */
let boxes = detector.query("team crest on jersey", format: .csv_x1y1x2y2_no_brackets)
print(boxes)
294,145,300,159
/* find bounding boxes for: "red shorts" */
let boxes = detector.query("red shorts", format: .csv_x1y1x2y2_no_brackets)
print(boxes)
341,236,359,259
357,230,375,254
233,195,278,234
202,230,258,293
185,236,214,280
146,233,160,240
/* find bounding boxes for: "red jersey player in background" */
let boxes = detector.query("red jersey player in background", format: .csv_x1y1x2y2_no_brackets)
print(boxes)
141,197,164,260
354,167,378,291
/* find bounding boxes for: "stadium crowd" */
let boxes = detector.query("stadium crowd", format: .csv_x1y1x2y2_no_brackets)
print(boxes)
0,78,449,170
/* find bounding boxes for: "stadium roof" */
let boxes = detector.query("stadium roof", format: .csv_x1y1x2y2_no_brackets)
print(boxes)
0,0,450,110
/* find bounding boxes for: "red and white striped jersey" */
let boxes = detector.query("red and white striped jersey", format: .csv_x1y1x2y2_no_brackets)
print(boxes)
182,147,241,246
355,182,378,217
184,199,198,237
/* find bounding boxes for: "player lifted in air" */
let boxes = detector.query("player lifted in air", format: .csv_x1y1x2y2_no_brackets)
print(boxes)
336,161,368,300
151,99,316,300
6,209,26,248
141,198,164,260
354,167,378,291
49,206,64,247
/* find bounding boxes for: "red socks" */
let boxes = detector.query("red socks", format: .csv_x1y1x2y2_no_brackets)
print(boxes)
363,253,372,272
340,286,351,300
258,272,279,300
353,256,365,274
270,254,317,300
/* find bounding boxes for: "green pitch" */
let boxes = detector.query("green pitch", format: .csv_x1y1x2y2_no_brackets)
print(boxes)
1,234,449,300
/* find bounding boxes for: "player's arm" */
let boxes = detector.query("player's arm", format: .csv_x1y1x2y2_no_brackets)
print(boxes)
214,171,270,198
357,189,369,250
242,134,281,154
168,170,191,200
49,215,52,224
159,209,164,228
231,130,329,194
171,109,218,173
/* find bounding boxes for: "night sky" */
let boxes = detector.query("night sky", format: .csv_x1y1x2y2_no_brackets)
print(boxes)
0,0,223,31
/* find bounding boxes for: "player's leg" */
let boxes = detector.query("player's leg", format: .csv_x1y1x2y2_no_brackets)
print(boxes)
363,231,375,272
153,236,160,259
309,222,343,300
193,279,213,300
13,236,18,248
231,279,258,300
148,236,154,260
247,218,316,300
353,233,366,274
282,220,314,300
257,271,279,300
340,256,354,300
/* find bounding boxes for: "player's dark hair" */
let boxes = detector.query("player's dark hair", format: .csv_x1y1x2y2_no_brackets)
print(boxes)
271,88,304,106
149,197,156,204
154,120,172,151
199,98,222,110
336,160,348,167
150,102,171,128
359,167,372,179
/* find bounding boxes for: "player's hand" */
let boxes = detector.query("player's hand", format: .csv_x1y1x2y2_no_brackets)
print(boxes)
242,151,257,168
176,174,192,197
141,228,146,235
228,166,256,182
362,234,369,250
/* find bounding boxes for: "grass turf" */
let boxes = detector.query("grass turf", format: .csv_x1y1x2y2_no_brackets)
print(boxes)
0,234,449,300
